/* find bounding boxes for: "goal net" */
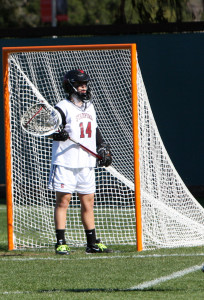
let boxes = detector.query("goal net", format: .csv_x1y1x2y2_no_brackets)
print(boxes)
3,44,204,250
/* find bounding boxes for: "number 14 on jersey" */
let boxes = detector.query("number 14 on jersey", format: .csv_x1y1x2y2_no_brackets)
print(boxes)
79,122,92,138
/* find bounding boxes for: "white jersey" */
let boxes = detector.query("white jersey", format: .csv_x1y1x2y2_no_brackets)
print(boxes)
51,99,97,168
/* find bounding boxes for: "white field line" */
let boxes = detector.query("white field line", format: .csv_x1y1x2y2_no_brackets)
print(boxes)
2,291,30,295
1,253,204,262
130,264,203,290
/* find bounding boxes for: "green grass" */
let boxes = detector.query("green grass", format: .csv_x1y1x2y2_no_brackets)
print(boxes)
1,203,204,299
0,204,7,252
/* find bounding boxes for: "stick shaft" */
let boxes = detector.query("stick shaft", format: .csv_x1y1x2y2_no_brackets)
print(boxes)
69,137,102,160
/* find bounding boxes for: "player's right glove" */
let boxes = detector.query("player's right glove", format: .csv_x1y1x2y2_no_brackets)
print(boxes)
53,129,69,141
97,142,112,167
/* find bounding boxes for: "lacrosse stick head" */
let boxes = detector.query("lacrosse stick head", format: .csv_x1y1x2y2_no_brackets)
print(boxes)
21,103,61,137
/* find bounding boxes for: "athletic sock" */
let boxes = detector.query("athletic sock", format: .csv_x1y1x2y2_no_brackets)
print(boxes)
56,229,66,245
85,228,96,246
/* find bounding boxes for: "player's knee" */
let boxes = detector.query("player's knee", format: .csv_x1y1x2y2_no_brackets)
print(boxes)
56,200,69,209
56,193,71,208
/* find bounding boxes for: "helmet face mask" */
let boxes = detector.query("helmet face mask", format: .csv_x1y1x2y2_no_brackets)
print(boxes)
63,69,92,102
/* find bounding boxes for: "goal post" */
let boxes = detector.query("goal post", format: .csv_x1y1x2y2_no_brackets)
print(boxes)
3,43,204,252
130,45,143,252
3,50,14,251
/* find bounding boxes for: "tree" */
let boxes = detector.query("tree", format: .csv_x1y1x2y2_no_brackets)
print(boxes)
0,0,40,28
115,0,204,24
67,0,120,25
0,0,203,28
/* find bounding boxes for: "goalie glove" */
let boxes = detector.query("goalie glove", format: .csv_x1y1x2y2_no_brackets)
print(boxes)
97,143,112,167
53,129,69,141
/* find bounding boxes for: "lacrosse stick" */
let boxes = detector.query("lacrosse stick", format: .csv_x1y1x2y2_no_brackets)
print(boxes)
21,102,102,159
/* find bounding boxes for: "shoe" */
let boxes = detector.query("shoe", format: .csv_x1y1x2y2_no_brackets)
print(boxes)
55,243,70,255
86,241,113,254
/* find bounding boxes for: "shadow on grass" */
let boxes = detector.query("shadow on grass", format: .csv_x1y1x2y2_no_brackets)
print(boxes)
0,244,8,252
38,287,189,293
0,243,24,256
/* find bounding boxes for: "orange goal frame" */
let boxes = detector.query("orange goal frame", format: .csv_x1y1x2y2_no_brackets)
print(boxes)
2,43,142,251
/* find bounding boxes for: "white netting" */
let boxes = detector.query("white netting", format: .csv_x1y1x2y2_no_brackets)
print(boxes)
137,68,204,249
6,46,204,250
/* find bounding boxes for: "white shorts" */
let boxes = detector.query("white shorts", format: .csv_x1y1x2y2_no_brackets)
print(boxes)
48,165,96,194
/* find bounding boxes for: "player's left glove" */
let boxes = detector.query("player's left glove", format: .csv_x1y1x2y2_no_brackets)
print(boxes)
53,129,69,141
97,143,112,167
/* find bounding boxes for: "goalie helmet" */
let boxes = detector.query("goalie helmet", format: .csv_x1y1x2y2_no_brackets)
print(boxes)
63,69,92,102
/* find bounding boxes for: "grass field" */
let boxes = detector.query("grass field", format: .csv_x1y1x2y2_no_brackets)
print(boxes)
1,202,204,300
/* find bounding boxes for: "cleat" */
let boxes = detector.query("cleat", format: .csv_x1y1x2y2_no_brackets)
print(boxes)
86,242,113,254
55,243,70,255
